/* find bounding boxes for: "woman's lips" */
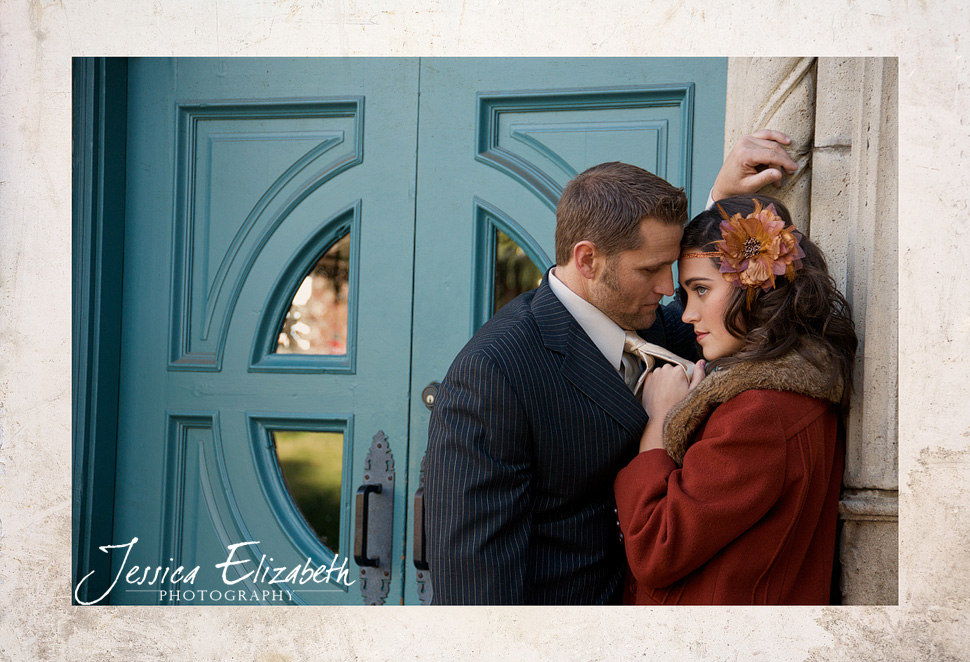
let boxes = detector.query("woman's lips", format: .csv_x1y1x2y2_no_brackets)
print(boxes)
695,331,709,341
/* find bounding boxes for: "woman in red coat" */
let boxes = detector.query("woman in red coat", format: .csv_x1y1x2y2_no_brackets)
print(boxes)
615,195,857,605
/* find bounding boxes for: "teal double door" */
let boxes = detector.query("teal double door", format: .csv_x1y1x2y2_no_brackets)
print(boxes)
105,57,725,605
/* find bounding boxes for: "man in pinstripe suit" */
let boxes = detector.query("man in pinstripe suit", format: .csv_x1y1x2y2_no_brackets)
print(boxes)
425,134,798,604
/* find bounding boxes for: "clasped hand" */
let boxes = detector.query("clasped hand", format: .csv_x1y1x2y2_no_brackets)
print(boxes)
642,361,706,418
638,361,706,453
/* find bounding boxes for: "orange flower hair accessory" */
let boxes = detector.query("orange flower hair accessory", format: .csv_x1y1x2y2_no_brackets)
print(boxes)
683,200,806,307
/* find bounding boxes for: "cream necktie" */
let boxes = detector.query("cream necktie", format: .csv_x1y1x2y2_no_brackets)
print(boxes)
622,331,695,395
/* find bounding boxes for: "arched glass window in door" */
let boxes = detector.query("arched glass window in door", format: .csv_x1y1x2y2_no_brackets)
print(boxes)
251,204,359,373
275,233,350,355
494,228,543,313
471,199,552,332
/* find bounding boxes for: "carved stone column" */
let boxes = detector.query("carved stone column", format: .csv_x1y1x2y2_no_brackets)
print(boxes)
810,58,899,605
722,57,816,230
723,58,899,605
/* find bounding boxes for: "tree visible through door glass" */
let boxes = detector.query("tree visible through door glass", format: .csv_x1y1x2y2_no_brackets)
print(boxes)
276,233,350,355
494,228,543,313
272,430,344,552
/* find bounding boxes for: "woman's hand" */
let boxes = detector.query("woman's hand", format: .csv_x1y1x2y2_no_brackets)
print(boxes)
642,361,705,419
639,361,705,453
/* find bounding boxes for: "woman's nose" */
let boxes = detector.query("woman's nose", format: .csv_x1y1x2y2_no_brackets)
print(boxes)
681,299,698,324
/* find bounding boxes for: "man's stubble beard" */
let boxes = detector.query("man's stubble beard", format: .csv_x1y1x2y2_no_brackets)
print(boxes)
595,257,656,331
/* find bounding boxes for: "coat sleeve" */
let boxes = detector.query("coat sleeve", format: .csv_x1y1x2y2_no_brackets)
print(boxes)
614,390,787,588
424,350,533,604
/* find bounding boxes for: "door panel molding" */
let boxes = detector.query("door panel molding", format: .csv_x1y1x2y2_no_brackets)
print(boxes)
508,118,669,180
161,411,269,604
249,201,361,373
469,197,552,333
475,84,695,210
246,412,355,584
162,411,357,605
169,97,364,372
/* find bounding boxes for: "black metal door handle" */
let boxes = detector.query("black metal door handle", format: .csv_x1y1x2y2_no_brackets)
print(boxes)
355,431,395,604
354,483,382,567
413,486,428,570
413,455,434,604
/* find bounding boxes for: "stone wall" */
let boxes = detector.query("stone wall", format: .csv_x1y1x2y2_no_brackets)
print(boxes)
723,57,817,230
723,57,899,604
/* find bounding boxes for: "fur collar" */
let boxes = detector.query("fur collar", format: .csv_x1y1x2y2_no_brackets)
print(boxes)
663,342,844,466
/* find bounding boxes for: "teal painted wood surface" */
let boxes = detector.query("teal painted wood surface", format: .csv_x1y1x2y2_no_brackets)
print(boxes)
113,58,420,605
72,57,128,605
80,57,725,606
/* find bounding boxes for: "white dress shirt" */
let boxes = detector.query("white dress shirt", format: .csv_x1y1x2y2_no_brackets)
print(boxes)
548,268,627,373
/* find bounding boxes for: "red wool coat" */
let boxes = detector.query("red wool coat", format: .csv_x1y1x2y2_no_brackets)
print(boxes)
614,348,845,605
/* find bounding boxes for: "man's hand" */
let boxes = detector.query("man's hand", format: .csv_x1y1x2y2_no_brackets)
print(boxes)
711,130,799,202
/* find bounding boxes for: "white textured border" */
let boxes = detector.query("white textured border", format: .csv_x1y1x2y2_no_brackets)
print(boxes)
2,1,967,659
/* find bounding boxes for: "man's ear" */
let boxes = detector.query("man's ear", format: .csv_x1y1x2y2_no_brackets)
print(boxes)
573,241,599,280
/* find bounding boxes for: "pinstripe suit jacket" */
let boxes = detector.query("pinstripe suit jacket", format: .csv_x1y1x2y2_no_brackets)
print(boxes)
425,274,696,605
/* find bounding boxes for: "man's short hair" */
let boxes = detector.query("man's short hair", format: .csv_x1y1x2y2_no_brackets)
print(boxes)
555,162,688,265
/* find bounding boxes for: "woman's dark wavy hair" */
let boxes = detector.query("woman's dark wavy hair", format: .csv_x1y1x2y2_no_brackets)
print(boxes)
680,195,858,410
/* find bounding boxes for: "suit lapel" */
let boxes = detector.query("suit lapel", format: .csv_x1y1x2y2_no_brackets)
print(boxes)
532,275,649,436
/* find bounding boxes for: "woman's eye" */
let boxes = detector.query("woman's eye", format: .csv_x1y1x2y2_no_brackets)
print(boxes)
695,286,708,296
